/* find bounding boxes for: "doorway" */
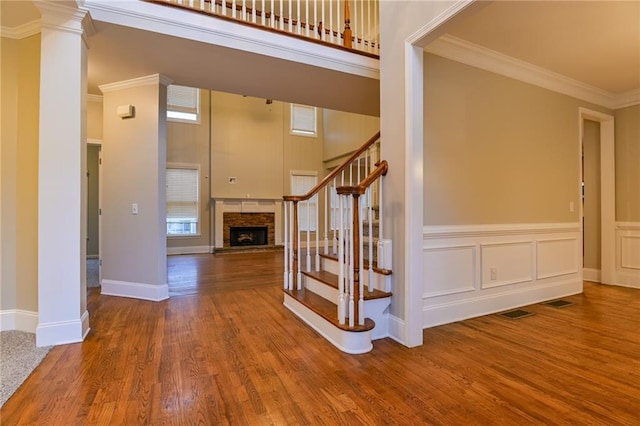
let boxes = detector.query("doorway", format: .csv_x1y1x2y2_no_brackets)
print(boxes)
87,144,101,288
579,108,615,285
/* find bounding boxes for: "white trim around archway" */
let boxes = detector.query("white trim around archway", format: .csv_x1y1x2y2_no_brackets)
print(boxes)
579,108,616,285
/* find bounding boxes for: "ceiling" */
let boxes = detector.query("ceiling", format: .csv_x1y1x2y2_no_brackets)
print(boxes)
2,0,639,104
445,1,640,95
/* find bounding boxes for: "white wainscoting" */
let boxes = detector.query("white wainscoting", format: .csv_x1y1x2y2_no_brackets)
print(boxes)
422,223,582,328
616,222,640,288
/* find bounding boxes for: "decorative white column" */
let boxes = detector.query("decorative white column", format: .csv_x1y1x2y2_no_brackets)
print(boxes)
35,1,94,346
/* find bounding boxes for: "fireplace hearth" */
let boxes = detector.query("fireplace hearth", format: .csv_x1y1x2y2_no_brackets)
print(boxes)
230,226,268,247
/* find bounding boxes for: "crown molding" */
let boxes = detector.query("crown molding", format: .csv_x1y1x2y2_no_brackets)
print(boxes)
34,1,95,45
426,34,638,110
612,89,640,110
87,94,103,103
0,19,41,39
99,74,173,93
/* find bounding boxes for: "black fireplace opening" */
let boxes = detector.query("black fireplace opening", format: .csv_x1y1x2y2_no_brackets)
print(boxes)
230,226,268,247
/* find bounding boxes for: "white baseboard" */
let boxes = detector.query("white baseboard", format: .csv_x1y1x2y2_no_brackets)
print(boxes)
387,314,406,346
36,310,90,347
583,268,601,283
0,309,39,332
167,245,212,255
101,279,169,301
423,278,582,328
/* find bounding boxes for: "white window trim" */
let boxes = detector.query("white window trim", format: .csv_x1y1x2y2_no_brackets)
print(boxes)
166,162,201,238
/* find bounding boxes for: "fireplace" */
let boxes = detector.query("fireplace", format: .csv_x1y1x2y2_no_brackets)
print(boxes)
222,212,275,248
230,226,268,246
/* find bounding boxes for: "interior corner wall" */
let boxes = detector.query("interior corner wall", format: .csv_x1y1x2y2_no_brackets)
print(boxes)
322,109,380,166
615,104,640,222
0,34,40,324
0,35,19,313
101,80,168,300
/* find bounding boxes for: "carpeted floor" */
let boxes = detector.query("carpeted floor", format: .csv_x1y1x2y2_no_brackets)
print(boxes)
0,331,52,407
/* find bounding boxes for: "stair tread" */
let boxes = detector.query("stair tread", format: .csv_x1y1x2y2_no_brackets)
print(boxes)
317,253,393,276
284,288,375,332
302,270,393,300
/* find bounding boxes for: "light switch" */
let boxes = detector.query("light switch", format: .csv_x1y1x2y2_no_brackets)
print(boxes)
132,203,138,215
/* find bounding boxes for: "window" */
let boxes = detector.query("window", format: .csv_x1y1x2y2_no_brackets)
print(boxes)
290,104,317,137
167,85,200,123
291,171,318,231
166,165,199,236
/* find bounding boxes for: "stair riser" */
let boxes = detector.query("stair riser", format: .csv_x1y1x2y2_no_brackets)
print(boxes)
320,258,391,293
303,275,391,340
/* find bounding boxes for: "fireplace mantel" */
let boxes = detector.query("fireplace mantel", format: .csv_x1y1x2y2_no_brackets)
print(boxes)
213,198,282,249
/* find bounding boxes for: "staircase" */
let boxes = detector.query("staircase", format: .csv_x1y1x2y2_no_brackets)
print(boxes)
282,132,392,354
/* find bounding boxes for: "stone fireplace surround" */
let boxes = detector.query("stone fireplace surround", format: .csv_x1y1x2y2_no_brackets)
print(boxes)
213,199,282,249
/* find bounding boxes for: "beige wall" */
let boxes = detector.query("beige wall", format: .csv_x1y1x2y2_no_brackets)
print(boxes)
87,98,103,140
86,144,100,257
423,53,611,225
167,89,212,250
1,34,40,313
322,109,379,167
283,104,325,194
615,105,640,222
583,120,601,269
211,93,284,199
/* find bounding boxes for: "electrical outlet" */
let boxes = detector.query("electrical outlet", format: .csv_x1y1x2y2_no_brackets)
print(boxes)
490,267,497,281
569,201,575,212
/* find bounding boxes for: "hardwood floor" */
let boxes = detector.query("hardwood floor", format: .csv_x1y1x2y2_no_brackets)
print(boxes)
2,252,639,425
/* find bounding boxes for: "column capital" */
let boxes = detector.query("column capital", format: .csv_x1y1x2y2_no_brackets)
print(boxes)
34,1,95,45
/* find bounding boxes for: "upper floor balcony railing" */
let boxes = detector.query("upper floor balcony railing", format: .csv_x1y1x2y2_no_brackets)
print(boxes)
147,0,380,56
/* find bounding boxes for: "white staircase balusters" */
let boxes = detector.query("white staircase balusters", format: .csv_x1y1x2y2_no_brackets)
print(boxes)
358,194,365,325
323,185,329,255
347,193,355,327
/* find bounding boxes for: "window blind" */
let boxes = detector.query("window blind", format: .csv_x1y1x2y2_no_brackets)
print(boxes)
167,85,199,114
291,104,317,136
166,167,199,235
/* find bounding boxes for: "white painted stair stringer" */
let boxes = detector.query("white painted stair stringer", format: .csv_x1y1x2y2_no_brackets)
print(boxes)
283,293,373,354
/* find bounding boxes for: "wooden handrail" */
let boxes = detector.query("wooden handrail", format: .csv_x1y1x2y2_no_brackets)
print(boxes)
336,160,388,196
283,131,381,202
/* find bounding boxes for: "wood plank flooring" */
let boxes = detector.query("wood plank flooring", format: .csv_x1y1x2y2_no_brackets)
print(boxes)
2,251,639,425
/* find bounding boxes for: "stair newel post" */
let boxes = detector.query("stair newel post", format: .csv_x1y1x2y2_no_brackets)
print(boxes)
348,191,355,327
356,192,364,325
284,200,289,290
343,0,352,48
324,185,329,255
367,186,374,292
315,196,320,272
337,192,346,324
292,200,301,290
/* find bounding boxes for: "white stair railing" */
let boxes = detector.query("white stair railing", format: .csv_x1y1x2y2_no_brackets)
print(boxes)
150,0,380,55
